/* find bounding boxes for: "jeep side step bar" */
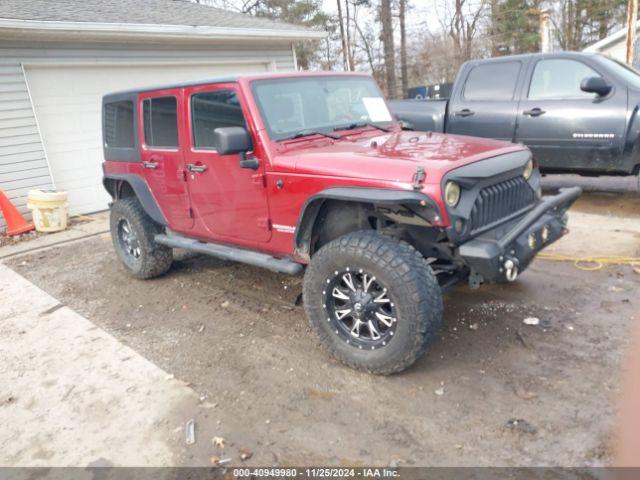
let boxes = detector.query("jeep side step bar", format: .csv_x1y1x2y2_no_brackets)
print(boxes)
154,233,303,275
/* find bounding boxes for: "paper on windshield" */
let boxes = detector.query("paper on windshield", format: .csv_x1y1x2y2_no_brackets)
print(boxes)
362,97,393,122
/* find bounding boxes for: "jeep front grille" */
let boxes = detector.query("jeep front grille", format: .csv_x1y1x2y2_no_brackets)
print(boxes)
469,177,535,234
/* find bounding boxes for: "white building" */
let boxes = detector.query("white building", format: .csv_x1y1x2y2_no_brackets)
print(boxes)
583,22,640,66
0,0,323,229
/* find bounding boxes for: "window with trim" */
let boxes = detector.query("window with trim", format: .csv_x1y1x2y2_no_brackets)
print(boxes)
143,96,179,148
463,62,521,101
528,59,601,100
104,100,134,148
191,90,247,149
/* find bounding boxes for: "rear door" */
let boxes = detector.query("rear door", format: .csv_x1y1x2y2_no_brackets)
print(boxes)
183,83,271,243
447,60,524,141
515,57,627,172
139,89,193,232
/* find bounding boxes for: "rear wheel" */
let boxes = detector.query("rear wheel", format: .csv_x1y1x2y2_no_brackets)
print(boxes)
110,197,173,279
303,231,443,374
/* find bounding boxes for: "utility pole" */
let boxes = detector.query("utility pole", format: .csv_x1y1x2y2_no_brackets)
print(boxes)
626,0,638,65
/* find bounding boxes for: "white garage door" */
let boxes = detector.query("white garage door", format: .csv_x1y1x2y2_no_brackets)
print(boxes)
24,62,269,215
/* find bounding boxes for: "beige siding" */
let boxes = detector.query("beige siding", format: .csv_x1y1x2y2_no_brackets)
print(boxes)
0,40,295,231
0,62,51,230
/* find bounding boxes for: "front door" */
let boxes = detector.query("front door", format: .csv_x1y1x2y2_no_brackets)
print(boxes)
515,57,627,172
139,89,193,232
447,59,524,142
183,83,271,243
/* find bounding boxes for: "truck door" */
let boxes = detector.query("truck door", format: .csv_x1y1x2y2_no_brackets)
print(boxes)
515,57,626,172
447,60,523,141
139,89,194,232
183,83,271,243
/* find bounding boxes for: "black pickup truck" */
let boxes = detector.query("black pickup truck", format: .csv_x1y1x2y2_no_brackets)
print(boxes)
390,52,640,176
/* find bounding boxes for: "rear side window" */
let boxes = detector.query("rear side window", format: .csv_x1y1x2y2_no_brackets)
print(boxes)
463,62,521,101
192,90,246,149
143,97,179,148
528,59,600,100
104,100,134,148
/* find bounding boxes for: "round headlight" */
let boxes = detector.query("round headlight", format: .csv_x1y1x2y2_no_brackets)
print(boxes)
523,158,534,180
444,181,461,207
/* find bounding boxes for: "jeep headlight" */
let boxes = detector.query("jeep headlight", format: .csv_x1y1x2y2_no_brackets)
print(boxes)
444,181,461,207
523,158,534,180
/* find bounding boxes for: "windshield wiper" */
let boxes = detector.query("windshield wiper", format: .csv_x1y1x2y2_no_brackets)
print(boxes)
278,130,341,141
334,122,391,133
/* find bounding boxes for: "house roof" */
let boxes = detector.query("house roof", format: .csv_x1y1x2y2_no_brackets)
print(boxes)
0,0,326,42
584,22,640,52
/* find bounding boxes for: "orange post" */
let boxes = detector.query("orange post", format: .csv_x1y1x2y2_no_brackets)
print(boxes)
0,190,34,236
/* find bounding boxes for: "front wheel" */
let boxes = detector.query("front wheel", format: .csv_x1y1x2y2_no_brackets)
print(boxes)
303,231,443,374
110,197,173,279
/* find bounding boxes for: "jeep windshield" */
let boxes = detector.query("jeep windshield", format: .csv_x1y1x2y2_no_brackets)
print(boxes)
251,76,395,141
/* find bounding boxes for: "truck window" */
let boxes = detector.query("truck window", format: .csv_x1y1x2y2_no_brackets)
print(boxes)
191,90,247,149
528,59,600,100
104,100,134,148
463,62,521,101
142,96,178,148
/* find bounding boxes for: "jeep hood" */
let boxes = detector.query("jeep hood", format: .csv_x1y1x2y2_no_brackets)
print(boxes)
271,130,527,185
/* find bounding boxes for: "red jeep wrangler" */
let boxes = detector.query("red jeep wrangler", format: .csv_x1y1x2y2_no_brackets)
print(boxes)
102,72,580,374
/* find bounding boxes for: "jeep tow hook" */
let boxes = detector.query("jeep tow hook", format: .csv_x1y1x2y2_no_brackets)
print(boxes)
504,258,519,282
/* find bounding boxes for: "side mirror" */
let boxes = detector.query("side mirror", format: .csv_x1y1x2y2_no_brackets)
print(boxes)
213,126,253,155
580,76,613,97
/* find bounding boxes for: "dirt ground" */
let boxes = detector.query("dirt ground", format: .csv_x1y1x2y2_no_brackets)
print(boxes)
5,187,639,467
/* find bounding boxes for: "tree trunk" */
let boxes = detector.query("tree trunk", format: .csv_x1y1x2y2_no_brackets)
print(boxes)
336,0,350,71
345,0,355,71
380,0,397,98
399,0,408,98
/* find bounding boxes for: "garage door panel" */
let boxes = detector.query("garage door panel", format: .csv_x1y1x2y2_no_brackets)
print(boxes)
25,62,268,214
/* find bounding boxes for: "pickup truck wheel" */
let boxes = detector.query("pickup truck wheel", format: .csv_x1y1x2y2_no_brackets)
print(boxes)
303,231,443,374
110,197,173,279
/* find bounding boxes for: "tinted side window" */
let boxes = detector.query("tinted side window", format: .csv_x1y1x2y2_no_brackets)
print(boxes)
192,90,246,149
529,59,601,100
463,62,521,101
143,97,179,147
104,100,134,148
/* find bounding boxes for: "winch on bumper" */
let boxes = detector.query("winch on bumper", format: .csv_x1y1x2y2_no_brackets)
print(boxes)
457,187,582,284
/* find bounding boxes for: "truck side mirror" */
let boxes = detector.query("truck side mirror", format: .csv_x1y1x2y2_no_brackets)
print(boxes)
580,77,613,97
212,126,258,170
213,126,253,155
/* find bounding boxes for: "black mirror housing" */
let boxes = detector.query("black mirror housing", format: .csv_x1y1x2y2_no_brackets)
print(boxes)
213,126,253,155
580,76,613,97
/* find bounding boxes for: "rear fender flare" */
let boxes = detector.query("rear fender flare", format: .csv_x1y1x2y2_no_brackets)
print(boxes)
293,187,441,260
102,173,167,226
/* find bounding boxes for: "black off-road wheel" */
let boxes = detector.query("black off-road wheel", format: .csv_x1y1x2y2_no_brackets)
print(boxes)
110,197,173,279
303,231,443,374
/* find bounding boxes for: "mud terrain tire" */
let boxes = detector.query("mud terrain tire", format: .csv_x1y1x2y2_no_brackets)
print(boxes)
110,197,173,279
303,230,443,374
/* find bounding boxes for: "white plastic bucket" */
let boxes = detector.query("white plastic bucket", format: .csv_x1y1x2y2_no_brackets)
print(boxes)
27,190,69,232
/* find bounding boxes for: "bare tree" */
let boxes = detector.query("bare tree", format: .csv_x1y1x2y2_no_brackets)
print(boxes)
336,0,351,70
438,0,487,66
380,0,397,97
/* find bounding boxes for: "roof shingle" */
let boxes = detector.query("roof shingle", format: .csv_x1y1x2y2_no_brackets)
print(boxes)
0,0,313,33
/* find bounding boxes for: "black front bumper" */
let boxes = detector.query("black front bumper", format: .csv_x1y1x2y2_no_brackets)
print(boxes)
457,187,582,283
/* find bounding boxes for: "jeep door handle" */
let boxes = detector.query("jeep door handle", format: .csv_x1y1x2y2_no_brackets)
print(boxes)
454,109,475,117
523,108,546,117
142,161,159,169
186,164,208,173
